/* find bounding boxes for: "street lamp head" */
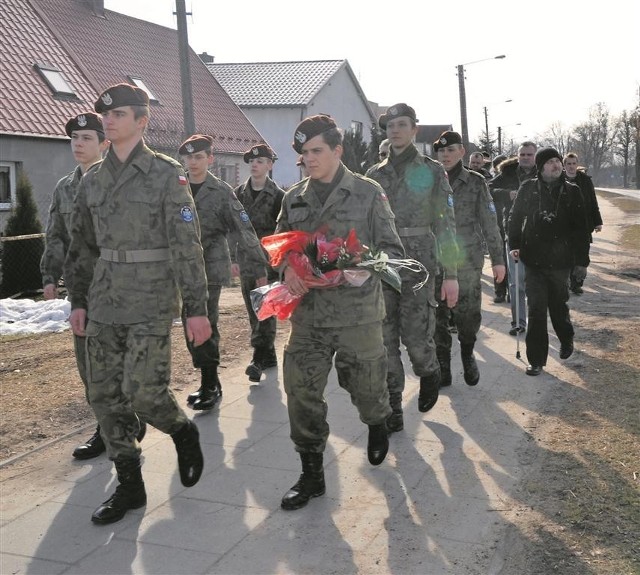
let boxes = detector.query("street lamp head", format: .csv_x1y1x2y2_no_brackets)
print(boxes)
495,55,506,60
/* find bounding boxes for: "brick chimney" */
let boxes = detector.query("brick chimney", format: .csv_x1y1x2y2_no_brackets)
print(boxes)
91,0,105,18
198,52,215,64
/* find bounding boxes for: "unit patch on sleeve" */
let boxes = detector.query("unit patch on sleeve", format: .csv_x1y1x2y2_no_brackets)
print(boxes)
180,206,194,222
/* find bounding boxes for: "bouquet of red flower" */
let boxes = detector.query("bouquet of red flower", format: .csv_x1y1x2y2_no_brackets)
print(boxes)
250,228,427,321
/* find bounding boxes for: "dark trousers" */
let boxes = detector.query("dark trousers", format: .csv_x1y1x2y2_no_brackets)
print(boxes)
241,274,277,351
524,266,574,366
182,284,221,368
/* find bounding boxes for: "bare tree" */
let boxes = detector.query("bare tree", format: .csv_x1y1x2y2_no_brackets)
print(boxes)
570,103,616,184
538,121,571,155
613,110,636,188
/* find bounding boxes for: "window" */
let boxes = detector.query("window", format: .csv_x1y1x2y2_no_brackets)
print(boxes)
34,63,76,97
0,162,17,211
218,165,237,186
351,121,363,137
129,77,159,104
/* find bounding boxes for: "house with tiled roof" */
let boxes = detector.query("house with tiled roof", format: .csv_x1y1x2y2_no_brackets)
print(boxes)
205,58,377,187
0,0,267,232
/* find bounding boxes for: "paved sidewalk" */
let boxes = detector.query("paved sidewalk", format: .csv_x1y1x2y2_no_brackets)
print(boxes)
0,258,592,575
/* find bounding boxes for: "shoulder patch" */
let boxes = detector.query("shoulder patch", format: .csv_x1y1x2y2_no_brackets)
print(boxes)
178,175,188,185
239,210,250,223
447,194,454,208
488,201,496,214
180,206,194,222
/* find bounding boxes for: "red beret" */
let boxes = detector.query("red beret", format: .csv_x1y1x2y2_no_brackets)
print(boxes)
179,134,214,155
292,114,337,153
243,144,276,163
94,83,149,113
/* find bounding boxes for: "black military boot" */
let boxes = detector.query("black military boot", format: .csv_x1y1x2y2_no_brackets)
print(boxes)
72,425,106,460
386,392,404,433
191,366,222,411
367,423,389,465
461,344,480,386
91,458,147,524
281,452,325,510
437,350,452,387
245,348,264,382
418,372,440,413
171,420,204,487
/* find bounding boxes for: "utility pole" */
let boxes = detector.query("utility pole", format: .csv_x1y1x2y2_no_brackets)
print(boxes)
483,106,490,154
457,64,469,152
175,0,195,136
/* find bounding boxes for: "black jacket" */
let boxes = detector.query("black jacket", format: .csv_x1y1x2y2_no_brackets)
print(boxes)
566,170,603,232
489,158,537,231
508,176,590,269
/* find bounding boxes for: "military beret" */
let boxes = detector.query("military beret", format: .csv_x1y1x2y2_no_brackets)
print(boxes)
65,112,103,137
178,134,214,156
378,103,418,130
243,144,276,163
535,147,563,172
292,114,337,153
94,83,150,113
433,130,463,151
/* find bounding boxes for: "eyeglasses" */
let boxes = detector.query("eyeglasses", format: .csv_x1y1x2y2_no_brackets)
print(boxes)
379,152,388,158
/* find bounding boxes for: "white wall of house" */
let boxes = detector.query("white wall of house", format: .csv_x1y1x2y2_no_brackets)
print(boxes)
240,67,375,189
0,136,76,234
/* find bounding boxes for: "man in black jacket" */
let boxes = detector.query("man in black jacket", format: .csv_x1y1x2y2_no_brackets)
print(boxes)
563,153,603,294
508,148,590,376
489,142,537,329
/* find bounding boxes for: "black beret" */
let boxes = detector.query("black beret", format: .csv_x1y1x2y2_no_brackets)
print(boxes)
292,114,337,153
243,144,276,163
535,147,563,172
94,83,150,113
378,103,418,130
433,130,463,151
65,112,103,137
178,134,214,156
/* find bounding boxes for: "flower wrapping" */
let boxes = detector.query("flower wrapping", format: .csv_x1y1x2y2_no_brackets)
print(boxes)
251,229,428,321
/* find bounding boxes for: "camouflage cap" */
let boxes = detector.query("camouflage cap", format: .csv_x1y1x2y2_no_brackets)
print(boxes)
378,103,418,130
179,134,214,156
292,114,337,153
433,130,463,151
243,144,276,163
65,112,103,137
94,83,150,113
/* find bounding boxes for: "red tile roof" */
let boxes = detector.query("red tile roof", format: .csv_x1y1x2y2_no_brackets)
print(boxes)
1,0,264,153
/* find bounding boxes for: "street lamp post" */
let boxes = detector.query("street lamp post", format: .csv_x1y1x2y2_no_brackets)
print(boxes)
497,123,522,154
483,99,512,154
457,55,506,152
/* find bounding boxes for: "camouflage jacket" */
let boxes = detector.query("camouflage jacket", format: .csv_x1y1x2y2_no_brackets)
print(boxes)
448,166,505,270
40,166,82,287
192,171,266,286
276,164,404,328
366,145,459,281
65,143,208,324
233,176,284,277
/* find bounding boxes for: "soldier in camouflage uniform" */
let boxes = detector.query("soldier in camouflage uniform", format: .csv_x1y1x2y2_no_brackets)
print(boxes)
41,112,117,460
277,115,405,511
66,84,211,525
233,144,285,383
366,104,459,433
178,135,267,409
433,131,506,387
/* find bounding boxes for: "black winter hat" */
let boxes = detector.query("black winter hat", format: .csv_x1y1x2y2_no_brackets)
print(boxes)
433,130,462,151
535,147,563,172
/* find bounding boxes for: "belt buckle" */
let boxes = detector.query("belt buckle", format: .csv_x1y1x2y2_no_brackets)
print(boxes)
117,249,128,263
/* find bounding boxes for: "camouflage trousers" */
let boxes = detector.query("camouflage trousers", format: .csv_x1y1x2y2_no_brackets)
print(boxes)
182,284,221,368
283,321,391,453
85,320,188,461
435,266,483,352
73,334,89,402
241,274,277,351
383,282,439,396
